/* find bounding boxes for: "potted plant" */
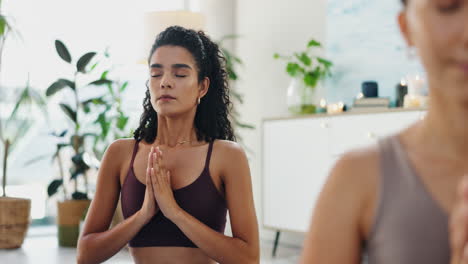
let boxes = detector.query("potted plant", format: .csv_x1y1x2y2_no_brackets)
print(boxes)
0,83,47,249
0,2,48,249
45,39,111,247
274,39,333,114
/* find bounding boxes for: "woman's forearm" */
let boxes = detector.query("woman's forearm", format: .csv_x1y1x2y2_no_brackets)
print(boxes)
77,211,148,264
171,210,259,264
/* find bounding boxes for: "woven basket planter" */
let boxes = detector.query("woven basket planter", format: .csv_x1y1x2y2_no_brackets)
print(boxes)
0,197,31,249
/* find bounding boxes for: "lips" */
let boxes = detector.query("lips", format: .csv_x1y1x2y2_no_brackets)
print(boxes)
158,95,176,100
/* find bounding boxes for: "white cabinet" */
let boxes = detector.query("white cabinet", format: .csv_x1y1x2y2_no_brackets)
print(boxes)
262,110,424,233
263,117,332,232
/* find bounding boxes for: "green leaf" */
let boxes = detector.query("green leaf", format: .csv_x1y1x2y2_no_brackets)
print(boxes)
9,119,33,153
307,39,321,48
119,81,129,92
100,70,109,80
46,80,67,97
88,79,112,86
82,96,105,106
97,113,110,138
296,52,312,66
0,16,6,36
50,130,68,137
90,62,99,71
317,57,333,68
76,52,97,73
57,143,70,149
72,191,88,200
286,63,301,77
58,78,75,90
116,115,129,130
55,40,72,63
273,53,280,59
83,104,90,113
233,56,243,65
47,179,63,197
228,70,238,81
303,70,320,88
59,103,77,123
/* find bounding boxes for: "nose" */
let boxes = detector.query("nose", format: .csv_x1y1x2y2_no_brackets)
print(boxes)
160,74,173,89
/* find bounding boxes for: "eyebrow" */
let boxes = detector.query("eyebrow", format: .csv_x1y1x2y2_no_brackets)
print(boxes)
150,63,192,70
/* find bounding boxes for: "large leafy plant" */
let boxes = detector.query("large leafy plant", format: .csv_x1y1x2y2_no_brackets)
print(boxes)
82,52,132,161
273,39,333,89
45,40,112,200
216,35,254,142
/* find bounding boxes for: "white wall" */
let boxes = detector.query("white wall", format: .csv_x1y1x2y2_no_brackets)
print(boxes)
235,0,327,247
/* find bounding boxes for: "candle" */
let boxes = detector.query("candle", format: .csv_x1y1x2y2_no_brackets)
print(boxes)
327,102,344,114
317,98,327,113
396,79,408,107
407,74,426,96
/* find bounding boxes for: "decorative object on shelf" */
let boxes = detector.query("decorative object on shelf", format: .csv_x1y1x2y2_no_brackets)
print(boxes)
352,97,390,112
396,79,408,107
44,39,112,247
317,98,327,113
361,81,379,98
274,39,333,115
327,101,344,114
403,73,428,108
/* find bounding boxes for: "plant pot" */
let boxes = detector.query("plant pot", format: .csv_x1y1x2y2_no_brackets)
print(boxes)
0,197,31,249
287,78,322,114
57,199,91,247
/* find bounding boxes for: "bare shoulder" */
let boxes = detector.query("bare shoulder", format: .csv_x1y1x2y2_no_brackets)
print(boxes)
212,139,245,157
326,144,381,237
211,140,249,180
104,138,135,159
332,144,380,185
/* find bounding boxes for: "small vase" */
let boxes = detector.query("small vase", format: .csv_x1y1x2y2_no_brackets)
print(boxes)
287,78,320,114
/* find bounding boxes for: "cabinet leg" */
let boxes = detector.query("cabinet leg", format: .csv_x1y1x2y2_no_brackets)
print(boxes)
272,231,281,257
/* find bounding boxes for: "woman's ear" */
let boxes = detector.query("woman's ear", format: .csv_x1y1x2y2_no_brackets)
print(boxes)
398,11,414,47
199,77,210,99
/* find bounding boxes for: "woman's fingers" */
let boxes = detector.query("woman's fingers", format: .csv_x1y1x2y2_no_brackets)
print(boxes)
147,146,153,170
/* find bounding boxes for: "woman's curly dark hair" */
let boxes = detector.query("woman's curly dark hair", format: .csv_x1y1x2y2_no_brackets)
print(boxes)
133,26,236,144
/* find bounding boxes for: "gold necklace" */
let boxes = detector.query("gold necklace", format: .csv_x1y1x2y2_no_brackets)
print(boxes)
154,140,192,149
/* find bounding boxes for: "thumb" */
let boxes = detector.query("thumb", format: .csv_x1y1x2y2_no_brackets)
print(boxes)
146,168,154,195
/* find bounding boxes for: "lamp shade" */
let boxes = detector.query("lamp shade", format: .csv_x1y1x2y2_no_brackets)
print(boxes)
140,11,205,64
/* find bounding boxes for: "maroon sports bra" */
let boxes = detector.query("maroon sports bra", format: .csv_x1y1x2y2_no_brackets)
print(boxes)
120,140,227,247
